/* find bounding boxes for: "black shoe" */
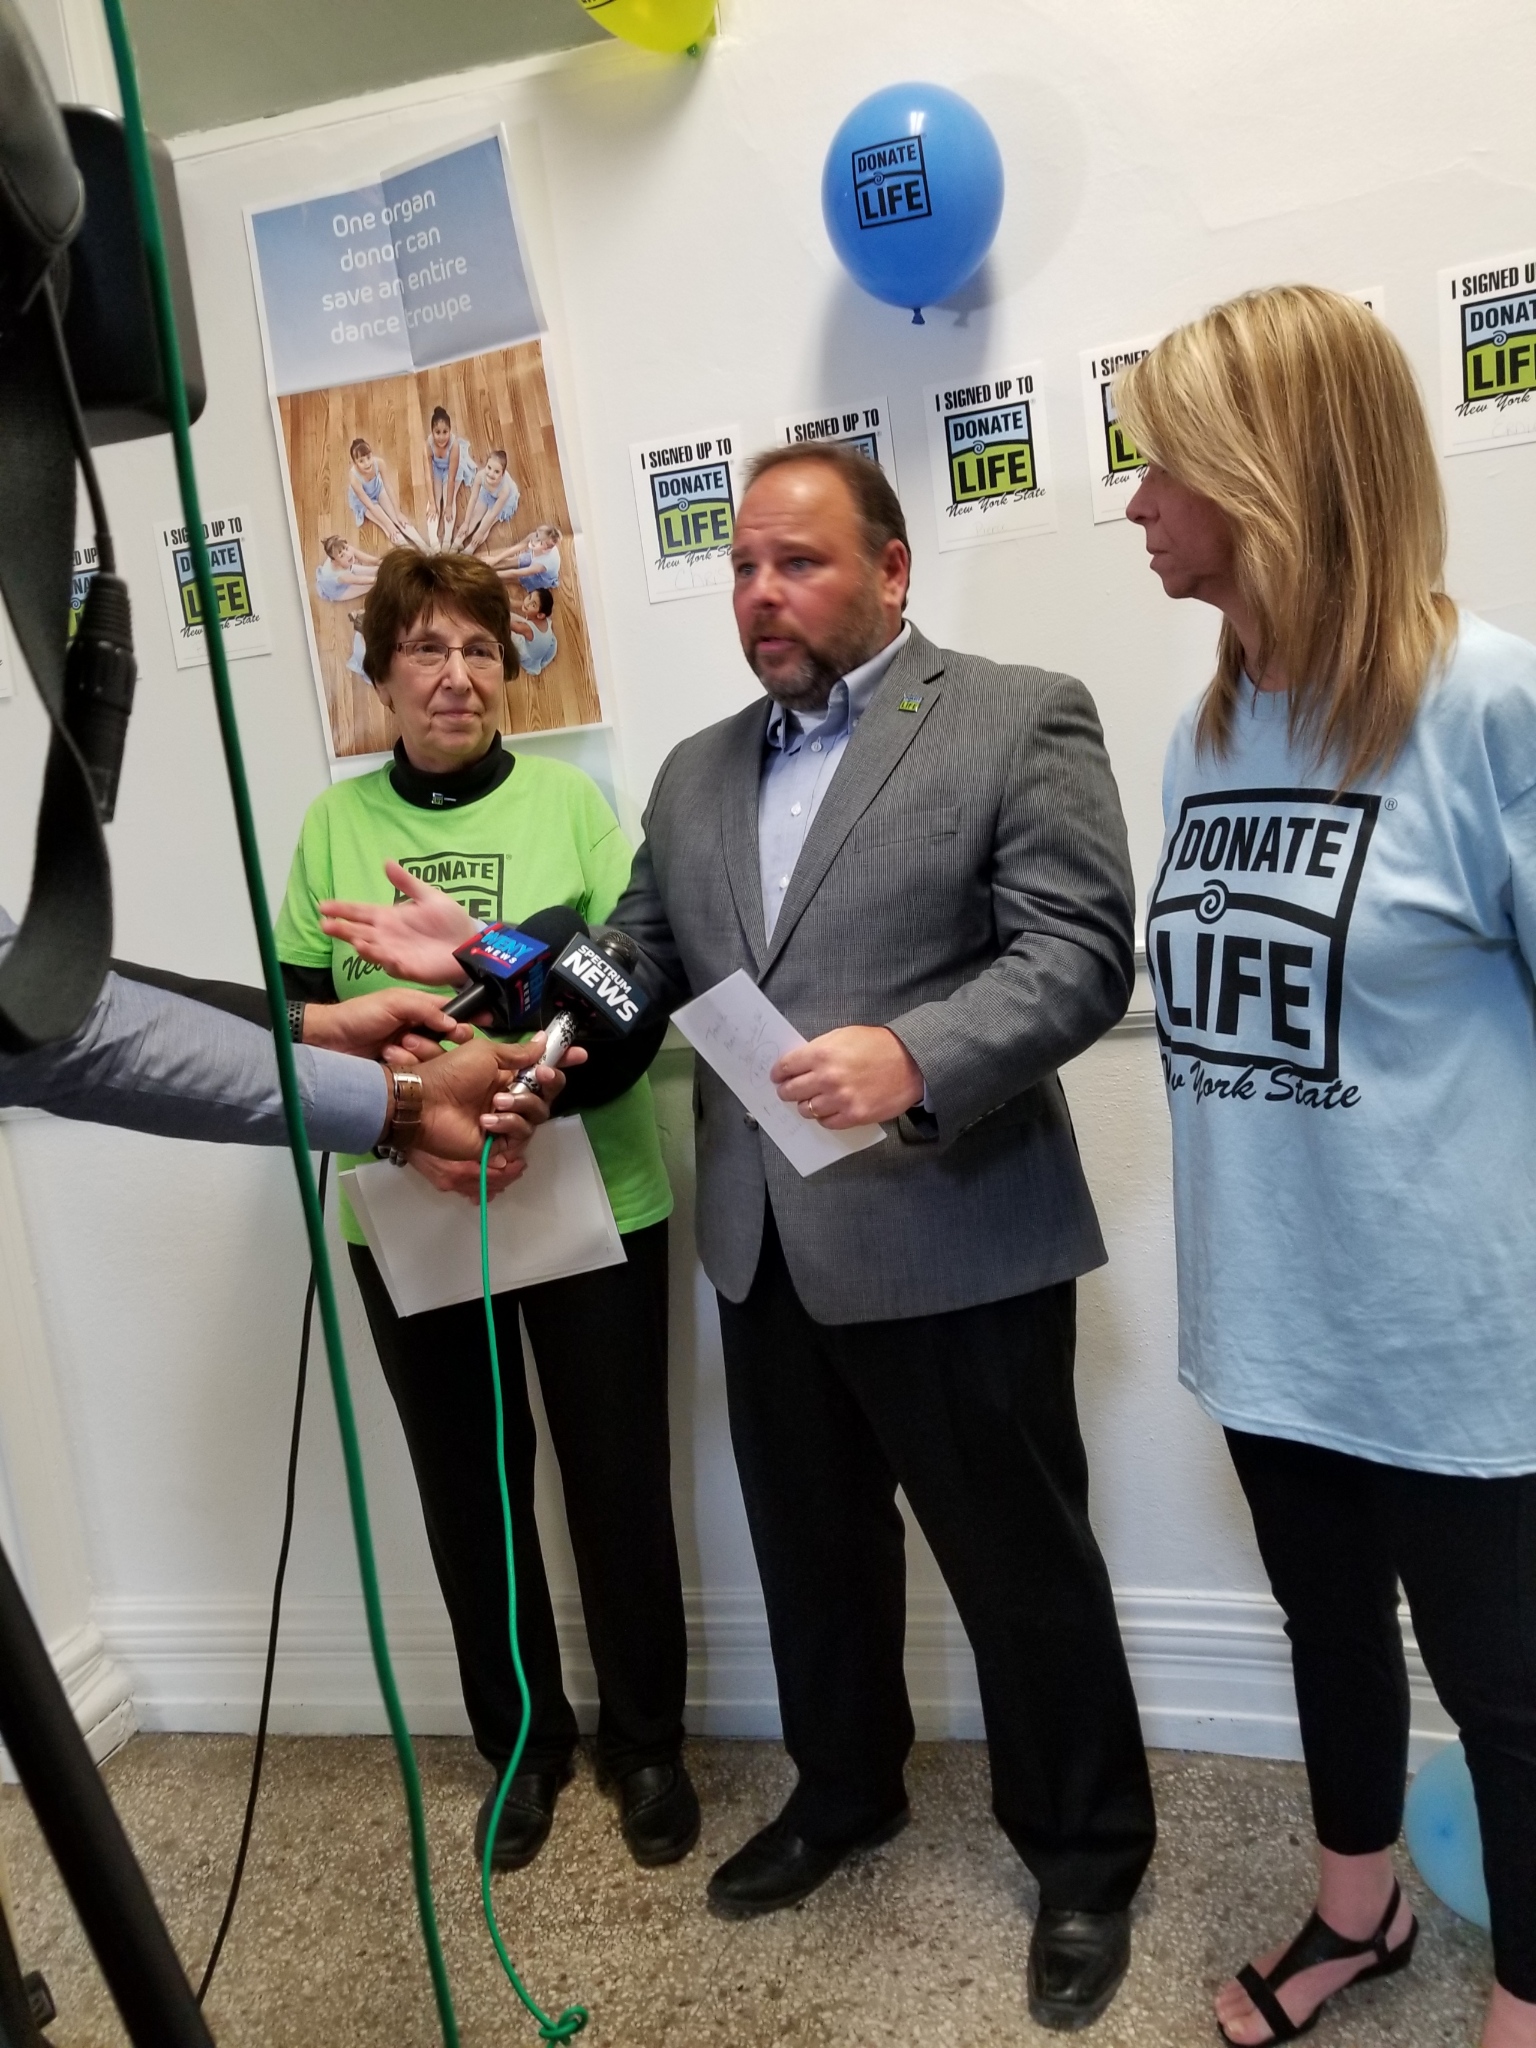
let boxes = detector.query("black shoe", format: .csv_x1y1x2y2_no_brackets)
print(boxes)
474,1763,573,1872
1027,1907,1131,2032
615,1761,701,1866
706,1806,909,1918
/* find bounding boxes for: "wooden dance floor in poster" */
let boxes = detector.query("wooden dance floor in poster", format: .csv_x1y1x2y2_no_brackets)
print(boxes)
280,340,601,759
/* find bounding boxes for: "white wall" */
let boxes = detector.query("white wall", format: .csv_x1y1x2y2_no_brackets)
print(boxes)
2,0,1533,1756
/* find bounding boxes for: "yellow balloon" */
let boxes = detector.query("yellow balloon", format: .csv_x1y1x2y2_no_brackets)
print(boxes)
579,0,716,55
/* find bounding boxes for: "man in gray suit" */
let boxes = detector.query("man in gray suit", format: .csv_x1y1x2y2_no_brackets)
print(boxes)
597,446,1156,2028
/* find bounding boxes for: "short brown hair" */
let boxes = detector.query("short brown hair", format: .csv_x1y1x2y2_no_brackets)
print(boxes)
742,443,909,563
360,549,519,684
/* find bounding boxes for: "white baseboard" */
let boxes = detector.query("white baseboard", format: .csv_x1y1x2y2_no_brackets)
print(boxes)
0,1619,137,1784
93,1587,1455,1765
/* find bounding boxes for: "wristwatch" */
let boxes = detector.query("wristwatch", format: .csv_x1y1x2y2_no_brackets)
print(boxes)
373,1067,424,1166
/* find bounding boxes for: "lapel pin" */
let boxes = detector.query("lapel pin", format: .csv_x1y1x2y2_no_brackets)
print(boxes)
898,697,922,713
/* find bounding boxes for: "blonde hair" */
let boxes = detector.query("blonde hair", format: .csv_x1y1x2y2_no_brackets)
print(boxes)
1115,285,1454,784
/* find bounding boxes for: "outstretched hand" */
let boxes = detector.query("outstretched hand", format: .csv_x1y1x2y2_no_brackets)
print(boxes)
320,861,479,986
303,985,474,1063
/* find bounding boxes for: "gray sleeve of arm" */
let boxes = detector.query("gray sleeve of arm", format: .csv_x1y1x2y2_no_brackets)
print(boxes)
605,746,693,1013
0,919,387,1152
886,677,1136,1141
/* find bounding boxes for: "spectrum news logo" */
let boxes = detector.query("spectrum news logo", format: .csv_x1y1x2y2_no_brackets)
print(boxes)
646,438,736,562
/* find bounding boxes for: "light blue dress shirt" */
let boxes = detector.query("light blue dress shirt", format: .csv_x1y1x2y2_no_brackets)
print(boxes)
758,624,911,940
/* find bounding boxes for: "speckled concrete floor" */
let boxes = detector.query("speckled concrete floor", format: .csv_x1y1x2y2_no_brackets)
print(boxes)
0,1737,1493,2046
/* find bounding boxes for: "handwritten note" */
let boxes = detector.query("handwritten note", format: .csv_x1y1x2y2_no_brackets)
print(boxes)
671,972,886,1177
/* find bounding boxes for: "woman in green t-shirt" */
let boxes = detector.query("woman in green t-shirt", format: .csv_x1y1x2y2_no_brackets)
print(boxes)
274,550,696,1874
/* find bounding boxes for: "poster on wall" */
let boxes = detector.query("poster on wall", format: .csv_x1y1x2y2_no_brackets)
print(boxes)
246,133,603,768
154,506,271,669
1079,338,1159,524
1437,251,1536,456
629,429,741,604
69,533,98,637
772,398,899,488
924,365,1056,551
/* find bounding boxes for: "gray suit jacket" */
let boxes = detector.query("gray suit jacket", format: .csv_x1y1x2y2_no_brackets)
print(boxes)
0,907,386,1152
612,625,1136,1323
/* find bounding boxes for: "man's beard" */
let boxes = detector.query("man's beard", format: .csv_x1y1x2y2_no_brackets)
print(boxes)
748,588,892,713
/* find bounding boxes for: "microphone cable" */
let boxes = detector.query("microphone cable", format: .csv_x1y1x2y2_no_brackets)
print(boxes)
196,1153,330,2006
103,12,464,2041
477,1135,588,2043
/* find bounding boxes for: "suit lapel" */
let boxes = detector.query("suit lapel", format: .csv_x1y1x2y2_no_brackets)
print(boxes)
762,628,947,975
719,700,772,972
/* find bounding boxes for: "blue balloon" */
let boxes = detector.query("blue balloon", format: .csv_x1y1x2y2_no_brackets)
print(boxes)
822,83,1004,324
1404,1741,1490,1929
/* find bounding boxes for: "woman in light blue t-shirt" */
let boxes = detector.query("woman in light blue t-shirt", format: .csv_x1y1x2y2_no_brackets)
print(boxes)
1118,287,1536,2048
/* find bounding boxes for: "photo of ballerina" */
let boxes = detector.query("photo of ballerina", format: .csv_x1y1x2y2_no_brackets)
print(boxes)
248,133,602,763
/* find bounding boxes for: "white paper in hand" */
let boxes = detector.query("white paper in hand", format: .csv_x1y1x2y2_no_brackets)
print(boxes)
671,971,886,1178
342,1117,624,1318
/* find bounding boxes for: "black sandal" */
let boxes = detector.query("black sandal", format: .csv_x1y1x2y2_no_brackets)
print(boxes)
1217,1880,1418,2044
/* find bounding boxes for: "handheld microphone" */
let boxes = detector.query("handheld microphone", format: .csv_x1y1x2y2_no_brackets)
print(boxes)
442,904,582,1029
506,921,653,1102
63,571,137,822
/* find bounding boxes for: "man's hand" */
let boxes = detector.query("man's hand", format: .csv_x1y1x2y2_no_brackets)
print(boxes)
320,861,478,986
770,1026,924,1128
303,986,474,1063
402,1033,585,1166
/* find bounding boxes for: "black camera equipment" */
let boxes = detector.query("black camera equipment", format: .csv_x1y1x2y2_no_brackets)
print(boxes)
0,0,203,1053
0,2,215,2042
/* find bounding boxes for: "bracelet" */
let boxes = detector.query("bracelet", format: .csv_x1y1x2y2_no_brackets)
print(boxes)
286,997,305,1043
373,1067,424,1166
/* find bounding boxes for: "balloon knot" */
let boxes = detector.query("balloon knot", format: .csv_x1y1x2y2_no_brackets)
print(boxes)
911,308,925,326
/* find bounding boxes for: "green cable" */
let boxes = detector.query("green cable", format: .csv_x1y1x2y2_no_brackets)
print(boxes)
98,7,462,2041
478,1137,589,2042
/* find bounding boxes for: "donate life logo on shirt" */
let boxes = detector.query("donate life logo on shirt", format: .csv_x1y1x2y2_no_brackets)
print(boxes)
395,852,505,925
1147,789,1379,1083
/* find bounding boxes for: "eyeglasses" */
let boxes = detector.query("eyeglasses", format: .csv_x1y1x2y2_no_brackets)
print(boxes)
395,637,505,677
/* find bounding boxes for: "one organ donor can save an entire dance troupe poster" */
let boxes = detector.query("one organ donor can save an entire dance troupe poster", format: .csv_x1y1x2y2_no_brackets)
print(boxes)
247,134,602,769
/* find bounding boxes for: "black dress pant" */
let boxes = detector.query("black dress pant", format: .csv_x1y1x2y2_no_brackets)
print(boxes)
349,1220,687,1780
1227,1427,1536,2001
715,1211,1157,1913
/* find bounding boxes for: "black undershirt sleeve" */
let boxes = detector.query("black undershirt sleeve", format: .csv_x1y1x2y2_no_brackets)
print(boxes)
281,962,340,1007
109,958,274,1028
110,958,336,1023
